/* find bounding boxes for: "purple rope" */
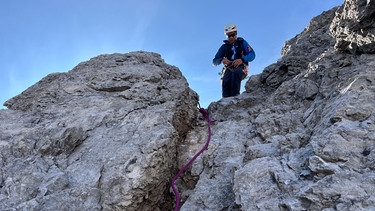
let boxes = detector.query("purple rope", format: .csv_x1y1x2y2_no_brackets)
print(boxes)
171,107,214,211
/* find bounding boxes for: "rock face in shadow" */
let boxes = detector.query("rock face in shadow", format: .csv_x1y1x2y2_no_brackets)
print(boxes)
1,0,375,210
330,0,375,54
1,51,198,210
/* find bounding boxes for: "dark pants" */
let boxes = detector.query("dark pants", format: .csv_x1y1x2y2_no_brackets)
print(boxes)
222,65,245,97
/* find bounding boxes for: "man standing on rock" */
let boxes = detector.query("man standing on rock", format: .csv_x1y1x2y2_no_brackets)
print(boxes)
213,23,256,97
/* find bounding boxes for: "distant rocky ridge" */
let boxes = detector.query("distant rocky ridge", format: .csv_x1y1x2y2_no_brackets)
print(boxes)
1,0,375,210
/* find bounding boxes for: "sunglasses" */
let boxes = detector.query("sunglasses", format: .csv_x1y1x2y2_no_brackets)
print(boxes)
226,33,237,38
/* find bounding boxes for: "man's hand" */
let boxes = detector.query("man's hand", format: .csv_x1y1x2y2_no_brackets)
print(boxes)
243,65,249,75
222,58,231,66
232,59,243,68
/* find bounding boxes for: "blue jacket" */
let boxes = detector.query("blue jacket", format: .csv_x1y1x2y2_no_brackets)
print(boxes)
213,37,255,66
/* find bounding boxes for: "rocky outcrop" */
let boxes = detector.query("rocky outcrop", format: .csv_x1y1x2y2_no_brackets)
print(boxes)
1,0,375,210
1,52,198,210
179,0,375,210
330,0,375,53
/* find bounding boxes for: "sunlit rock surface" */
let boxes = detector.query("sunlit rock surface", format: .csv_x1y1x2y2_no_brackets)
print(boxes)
1,0,375,210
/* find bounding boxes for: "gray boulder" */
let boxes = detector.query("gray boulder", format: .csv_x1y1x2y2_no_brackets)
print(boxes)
1,51,198,210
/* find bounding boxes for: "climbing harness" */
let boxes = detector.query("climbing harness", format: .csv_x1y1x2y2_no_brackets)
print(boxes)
171,103,215,211
218,63,249,81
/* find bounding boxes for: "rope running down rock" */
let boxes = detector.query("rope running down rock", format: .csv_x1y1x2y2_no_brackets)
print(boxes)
171,104,214,211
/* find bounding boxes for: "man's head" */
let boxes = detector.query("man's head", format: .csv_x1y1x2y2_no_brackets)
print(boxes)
224,23,237,43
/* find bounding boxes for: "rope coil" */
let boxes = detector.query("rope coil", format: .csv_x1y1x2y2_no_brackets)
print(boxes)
171,105,214,211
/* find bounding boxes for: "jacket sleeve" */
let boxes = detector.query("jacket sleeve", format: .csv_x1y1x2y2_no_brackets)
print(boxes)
242,40,255,62
212,45,226,66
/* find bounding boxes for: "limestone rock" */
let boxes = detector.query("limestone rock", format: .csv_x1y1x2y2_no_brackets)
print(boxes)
330,0,375,53
1,51,198,210
181,0,375,210
1,0,375,210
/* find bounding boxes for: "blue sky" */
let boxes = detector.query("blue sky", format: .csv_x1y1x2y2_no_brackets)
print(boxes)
0,0,343,109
